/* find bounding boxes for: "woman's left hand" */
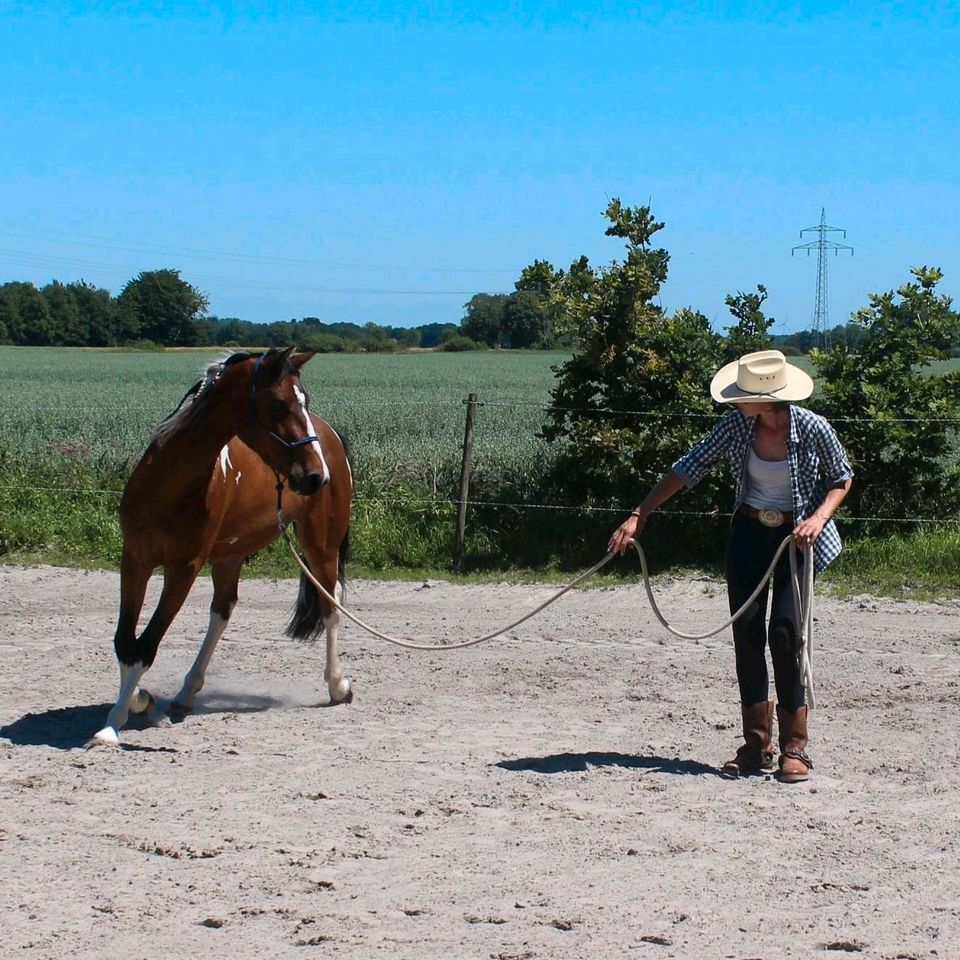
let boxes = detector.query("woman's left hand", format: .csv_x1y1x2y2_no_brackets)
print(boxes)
792,514,827,549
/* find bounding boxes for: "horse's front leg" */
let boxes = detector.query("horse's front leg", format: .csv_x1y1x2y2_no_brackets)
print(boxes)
91,562,200,747
168,558,242,720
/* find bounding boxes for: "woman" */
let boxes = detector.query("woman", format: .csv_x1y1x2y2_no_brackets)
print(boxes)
608,350,853,783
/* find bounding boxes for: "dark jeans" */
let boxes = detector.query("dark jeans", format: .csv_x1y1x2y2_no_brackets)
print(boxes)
725,512,807,712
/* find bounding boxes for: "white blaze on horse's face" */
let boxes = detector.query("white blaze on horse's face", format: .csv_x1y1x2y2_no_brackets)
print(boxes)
293,383,330,484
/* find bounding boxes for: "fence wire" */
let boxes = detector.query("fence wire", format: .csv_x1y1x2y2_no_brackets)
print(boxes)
1,396,958,528
0,485,957,527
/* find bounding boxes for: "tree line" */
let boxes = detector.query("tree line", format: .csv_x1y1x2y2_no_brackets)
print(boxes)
0,263,894,355
0,270,466,351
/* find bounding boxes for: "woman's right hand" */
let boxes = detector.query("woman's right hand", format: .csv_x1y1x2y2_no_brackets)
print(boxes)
608,512,646,556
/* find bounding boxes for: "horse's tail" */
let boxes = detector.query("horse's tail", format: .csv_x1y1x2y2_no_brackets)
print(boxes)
286,532,349,641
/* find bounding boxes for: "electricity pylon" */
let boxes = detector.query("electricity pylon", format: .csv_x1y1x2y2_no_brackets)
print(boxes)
792,208,853,350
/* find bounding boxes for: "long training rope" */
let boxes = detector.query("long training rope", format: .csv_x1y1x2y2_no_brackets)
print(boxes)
280,525,817,704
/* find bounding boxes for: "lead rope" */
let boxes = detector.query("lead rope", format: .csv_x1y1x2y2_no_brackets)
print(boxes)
280,522,614,651
279,523,816,702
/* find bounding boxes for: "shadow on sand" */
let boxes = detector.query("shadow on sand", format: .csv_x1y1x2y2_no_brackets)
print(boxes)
496,751,720,777
1,691,285,751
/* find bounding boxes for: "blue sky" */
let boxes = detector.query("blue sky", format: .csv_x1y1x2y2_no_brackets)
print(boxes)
2,1,958,333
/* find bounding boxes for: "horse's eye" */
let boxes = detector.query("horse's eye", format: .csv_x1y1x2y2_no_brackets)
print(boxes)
270,398,288,419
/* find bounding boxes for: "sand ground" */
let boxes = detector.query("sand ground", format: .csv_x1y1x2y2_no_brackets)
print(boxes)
1,563,958,959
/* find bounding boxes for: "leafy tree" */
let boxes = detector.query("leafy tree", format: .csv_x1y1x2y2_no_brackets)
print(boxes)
775,329,816,354
812,266,960,525
262,320,297,347
516,259,561,298
69,281,119,346
536,200,723,507
0,285,19,344
42,281,87,345
418,322,460,348
300,332,355,353
359,321,390,352
501,290,547,348
722,284,773,361
210,317,257,346
117,269,209,346
514,261,565,347
1,281,53,345
461,293,508,347
392,327,422,349
192,316,221,346
441,335,484,352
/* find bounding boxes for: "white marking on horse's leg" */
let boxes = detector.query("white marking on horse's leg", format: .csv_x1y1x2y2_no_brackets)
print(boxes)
324,581,351,703
171,611,230,713
294,384,330,483
91,661,148,746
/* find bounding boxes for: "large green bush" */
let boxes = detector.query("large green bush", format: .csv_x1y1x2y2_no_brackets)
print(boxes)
812,266,960,528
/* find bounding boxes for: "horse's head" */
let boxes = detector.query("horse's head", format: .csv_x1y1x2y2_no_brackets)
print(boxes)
240,347,330,495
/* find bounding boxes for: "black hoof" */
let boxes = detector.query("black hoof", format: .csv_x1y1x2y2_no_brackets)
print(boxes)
167,701,191,723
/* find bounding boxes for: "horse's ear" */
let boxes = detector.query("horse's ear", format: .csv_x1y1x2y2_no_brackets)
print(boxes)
290,351,316,371
257,346,296,386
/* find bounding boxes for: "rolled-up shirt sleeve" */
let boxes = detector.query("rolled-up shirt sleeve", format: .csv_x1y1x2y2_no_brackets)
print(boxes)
814,417,855,488
672,415,737,488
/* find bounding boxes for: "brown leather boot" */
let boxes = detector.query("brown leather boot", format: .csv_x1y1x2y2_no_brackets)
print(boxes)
721,700,775,777
777,704,813,783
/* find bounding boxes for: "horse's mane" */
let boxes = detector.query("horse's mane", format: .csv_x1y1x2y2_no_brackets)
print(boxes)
150,350,268,446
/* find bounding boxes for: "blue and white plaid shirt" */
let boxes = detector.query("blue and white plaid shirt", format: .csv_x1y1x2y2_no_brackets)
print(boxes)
672,405,854,572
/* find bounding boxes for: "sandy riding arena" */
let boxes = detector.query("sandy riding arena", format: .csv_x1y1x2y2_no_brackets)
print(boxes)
1,564,958,959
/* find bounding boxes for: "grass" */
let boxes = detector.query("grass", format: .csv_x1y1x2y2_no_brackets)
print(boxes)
825,526,960,599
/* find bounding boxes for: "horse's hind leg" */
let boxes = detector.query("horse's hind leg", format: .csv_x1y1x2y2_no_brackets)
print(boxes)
321,566,352,704
288,544,352,705
169,558,242,719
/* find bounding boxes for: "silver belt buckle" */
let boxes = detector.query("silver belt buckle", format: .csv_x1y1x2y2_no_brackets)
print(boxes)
757,508,784,527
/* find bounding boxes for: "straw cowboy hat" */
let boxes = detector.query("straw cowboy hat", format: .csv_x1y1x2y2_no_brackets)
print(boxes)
710,349,814,404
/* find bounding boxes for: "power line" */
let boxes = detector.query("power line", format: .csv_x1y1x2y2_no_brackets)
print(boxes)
0,222,521,274
792,208,854,349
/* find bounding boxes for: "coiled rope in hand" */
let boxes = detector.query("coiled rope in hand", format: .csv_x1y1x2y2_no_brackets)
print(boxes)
282,529,817,704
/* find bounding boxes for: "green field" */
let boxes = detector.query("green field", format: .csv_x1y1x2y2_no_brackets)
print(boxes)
0,346,561,466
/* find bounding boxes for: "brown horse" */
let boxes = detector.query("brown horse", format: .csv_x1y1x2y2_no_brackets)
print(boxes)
91,347,353,747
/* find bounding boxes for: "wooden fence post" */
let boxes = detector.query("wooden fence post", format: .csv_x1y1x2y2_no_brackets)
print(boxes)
453,393,478,571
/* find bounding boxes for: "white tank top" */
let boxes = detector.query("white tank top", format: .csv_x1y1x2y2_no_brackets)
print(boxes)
743,448,793,512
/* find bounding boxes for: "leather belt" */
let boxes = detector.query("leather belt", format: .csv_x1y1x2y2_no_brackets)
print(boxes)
738,504,793,527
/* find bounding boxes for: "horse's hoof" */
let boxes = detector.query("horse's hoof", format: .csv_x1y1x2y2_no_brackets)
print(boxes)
130,690,156,717
152,713,173,729
167,701,192,723
331,680,354,705
86,726,120,749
